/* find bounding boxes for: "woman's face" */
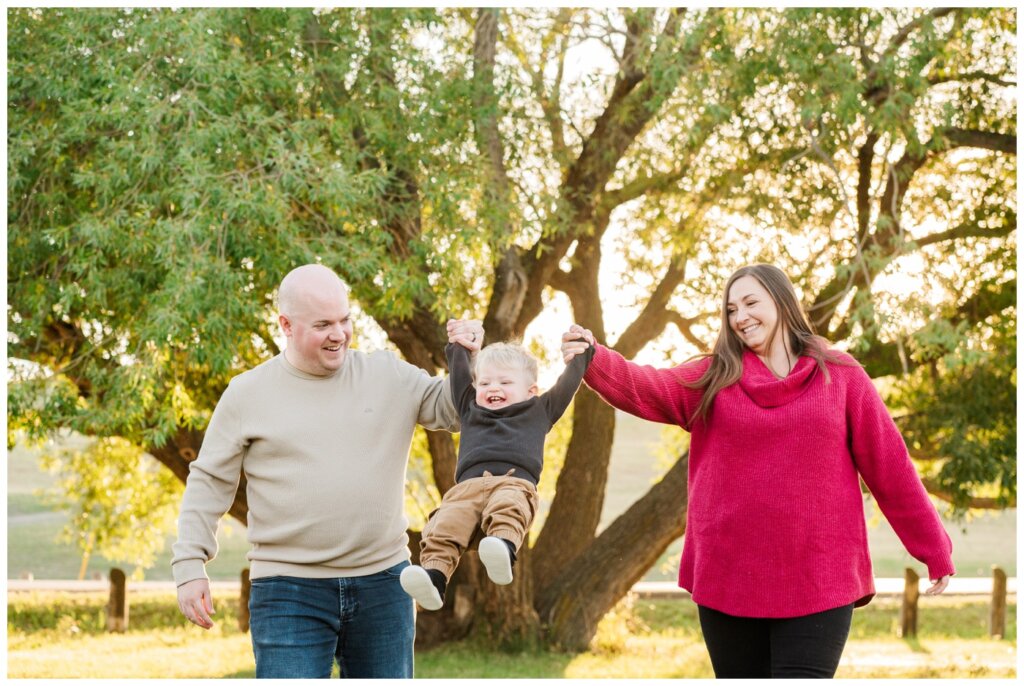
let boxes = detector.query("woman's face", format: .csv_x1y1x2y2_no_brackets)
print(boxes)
727,275,781,355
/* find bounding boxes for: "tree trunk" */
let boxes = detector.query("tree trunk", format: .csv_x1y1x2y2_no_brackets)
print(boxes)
471,544,542,649
425,430,458,497
409,529,541,649
408,529,477,647
537,451,690,650
531,392,616,583
150,428,250,526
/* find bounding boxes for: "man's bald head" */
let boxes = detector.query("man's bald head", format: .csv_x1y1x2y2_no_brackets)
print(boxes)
278,264,349,317
277,264,353,376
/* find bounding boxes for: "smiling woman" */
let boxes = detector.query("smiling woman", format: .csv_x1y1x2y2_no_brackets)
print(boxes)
562,263,956,678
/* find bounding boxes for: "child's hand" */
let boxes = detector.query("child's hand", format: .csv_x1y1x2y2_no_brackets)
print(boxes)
562,324,594,363
447,318,484,352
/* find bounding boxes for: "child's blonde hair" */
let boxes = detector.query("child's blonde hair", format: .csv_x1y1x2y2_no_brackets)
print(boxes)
473,342,539,384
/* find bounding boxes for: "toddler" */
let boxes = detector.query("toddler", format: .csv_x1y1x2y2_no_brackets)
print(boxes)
400,332,593,610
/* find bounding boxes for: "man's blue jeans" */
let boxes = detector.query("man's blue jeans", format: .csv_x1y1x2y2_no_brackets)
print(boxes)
248,561,414,678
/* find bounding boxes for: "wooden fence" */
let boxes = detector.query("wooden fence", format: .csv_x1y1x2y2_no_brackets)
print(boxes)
20,565,1016,637
101,567,254,633
898,565,1008,638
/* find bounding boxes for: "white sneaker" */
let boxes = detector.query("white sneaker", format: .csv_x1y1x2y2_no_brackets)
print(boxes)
478,536,514,585
400,565,443,610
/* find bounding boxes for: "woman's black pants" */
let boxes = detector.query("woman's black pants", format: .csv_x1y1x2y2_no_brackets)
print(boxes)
698,603,854,679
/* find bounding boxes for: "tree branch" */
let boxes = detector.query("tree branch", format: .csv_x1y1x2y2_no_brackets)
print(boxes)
598,167,689,215
862,8,959,105
855,132,879,243
915,210,1016,249
306,12,458,493
850,277,1016,377
474,9,531,343
613,255,689,359
943,127,1016,154
927,70,1016,88
810,126,1017,334
148,428,250,526
513,9,698,336
504,11,574,168
473,9,511,201
883,8,957,60
667,310,713,353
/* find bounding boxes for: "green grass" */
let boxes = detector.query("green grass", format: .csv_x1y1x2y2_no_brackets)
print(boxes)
7,590,256,678
7,493,56,517
6,592,1016,678
6,514,253,581
7,442,252,580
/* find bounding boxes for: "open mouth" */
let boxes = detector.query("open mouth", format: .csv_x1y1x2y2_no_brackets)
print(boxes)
740,323,760,336
487,395,505,404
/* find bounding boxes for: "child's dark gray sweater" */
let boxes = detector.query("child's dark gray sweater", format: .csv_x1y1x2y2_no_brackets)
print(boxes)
446,343,595,485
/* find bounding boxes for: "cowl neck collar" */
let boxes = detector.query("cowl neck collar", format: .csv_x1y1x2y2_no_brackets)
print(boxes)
738,348,818,407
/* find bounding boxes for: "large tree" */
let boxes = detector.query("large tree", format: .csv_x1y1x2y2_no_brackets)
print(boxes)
8,7,1015,650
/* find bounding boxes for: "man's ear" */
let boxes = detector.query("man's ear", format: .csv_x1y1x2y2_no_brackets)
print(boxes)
278,313,292,336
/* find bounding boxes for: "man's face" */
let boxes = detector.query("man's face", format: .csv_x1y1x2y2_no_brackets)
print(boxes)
280,288,354,376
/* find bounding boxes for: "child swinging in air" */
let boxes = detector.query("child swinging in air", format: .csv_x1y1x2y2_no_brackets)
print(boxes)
400,322,594,610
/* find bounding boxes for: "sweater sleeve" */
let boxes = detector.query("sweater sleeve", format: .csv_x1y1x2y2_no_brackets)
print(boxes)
171,382,246,586
541,344,594,424
401,352,461,432
844,364,955,581
583,343,706,431
445,343,476,416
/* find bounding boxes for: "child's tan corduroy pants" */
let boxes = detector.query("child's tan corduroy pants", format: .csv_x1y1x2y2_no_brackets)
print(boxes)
418,471,538,579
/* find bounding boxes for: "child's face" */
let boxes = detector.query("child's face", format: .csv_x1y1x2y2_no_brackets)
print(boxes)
474,362,538,410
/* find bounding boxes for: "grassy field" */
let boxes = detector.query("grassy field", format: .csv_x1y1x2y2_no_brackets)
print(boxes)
6,590,1016,678
7,411,1017,581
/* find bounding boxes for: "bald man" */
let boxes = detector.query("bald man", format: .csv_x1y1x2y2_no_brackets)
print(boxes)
172,264,484,678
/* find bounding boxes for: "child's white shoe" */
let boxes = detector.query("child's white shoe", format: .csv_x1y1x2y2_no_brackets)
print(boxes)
479,536,514,585
400,565,444,610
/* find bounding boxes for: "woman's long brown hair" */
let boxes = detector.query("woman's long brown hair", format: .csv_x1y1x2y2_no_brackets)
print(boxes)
687,264,853,422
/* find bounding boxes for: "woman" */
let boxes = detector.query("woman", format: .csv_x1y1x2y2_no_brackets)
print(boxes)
562,264,953,679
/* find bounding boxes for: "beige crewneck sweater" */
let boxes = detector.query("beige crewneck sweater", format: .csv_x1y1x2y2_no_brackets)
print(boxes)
171,350,459,585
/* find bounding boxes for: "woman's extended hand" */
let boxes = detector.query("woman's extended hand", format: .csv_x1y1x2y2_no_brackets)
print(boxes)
562,324,595,363
924,575,951,595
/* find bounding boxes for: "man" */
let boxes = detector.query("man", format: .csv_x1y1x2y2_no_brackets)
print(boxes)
172,263,483,678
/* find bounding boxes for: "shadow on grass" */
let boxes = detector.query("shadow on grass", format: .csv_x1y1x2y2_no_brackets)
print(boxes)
901,635,931,654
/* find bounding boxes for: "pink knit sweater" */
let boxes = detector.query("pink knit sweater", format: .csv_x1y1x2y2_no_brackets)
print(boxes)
584,344,955,618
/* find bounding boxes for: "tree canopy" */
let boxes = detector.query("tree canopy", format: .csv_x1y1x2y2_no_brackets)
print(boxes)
8,7,1016,648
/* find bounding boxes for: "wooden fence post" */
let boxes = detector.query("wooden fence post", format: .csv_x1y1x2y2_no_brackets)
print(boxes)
107,567,129,633
239,568,251,633
898,567,919,638
990,565,1007,639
